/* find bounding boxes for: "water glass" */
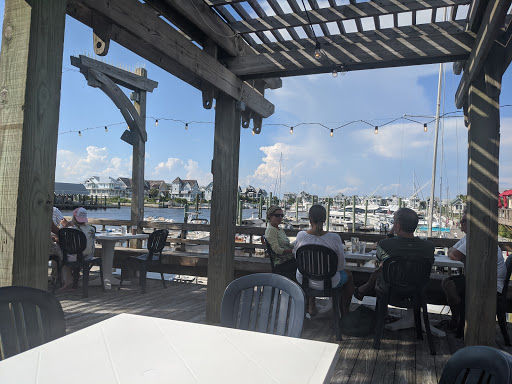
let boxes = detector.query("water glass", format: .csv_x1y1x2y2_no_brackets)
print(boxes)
121,226,127,235
359,242,366,254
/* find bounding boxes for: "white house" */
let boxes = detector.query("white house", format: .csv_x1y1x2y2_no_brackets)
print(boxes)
83,176,127,197
170,177,201,201
203,182,213,201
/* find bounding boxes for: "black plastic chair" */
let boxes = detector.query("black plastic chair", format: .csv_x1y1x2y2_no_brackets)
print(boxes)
119,229,169,293
457,255,512,342
439,346,512,383
59,228,104,298
48,253,62,293
220,273,306,338
373,255,436,355
0,286,65,360
295,244,344,341
262,236,297,281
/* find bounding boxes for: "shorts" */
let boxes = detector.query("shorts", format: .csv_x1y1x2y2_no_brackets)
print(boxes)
333,270,349,288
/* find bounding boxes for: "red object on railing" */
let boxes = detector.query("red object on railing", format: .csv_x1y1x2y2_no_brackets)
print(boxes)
499,190,512,208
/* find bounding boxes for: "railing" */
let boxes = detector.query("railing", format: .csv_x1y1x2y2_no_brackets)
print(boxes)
87,218,512,253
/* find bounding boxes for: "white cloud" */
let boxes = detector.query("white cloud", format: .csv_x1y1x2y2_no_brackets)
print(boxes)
153,158,183,176
55,146,131,183
184,160,212,186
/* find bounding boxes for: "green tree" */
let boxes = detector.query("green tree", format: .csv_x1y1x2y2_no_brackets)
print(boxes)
149,187,159,198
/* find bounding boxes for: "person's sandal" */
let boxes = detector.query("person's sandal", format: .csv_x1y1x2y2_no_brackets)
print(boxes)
353,287,365,301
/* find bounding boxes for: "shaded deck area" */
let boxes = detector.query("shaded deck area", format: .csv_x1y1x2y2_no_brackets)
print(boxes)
53,277,512,384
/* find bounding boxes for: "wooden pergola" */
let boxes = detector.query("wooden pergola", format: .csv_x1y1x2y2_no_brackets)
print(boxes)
1,0,511,347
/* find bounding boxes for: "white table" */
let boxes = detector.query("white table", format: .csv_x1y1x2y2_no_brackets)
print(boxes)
94,233,149,289
0,314,340,384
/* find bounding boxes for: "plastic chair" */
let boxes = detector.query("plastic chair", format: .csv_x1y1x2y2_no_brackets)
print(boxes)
262,236,297,281
59,228,104,298
48,253,62,293
0,286,65,360
295,244,344,341
119,229,169,293
439,346,512,383
373,255,436,355
220,273,305,337
457,255,512,343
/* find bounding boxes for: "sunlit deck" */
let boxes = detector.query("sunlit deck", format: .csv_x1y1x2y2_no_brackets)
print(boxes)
52,275,512,384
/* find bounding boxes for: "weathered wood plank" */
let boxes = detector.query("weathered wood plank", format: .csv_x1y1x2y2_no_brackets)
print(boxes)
224,0,469,35
207,93,241,323
331,336,366,383
223,21,474,78
66,0,275,118
415,334,437,383
370,330,398,384
0,0,66,288
455,0,511,108
394,329,416,384
349,336,379,384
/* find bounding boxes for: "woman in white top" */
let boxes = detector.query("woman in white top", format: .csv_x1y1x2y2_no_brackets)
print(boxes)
293,204,353,316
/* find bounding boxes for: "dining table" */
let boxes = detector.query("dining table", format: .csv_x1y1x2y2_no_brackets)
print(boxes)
93,233,149,289
0,313,340,384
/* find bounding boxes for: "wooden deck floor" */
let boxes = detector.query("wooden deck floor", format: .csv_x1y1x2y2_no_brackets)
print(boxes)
52,277,512,384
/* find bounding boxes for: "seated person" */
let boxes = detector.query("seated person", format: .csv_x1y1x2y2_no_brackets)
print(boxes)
60,207,96,290
441,212,507,329
293,204,354,316
264,205,296,275
354,208,434,300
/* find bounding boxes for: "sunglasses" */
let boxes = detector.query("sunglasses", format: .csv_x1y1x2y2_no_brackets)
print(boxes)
272,214,284,218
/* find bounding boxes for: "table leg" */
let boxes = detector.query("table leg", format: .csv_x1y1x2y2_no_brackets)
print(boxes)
89,240,130,289
385,308,446,337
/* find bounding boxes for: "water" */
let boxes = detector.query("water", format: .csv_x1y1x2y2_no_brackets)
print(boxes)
60,206,261,223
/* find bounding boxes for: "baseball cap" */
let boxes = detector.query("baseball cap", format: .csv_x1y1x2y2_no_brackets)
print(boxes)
73,207,88,223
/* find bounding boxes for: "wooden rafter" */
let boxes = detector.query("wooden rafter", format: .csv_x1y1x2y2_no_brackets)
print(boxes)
223,20,475,78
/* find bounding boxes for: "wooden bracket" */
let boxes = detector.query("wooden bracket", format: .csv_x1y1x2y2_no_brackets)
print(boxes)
202,39,218,109
463,101,469,127
92,11,112,56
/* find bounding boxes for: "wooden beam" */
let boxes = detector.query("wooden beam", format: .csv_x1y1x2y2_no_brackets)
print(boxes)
455,0,511,108
465,52,501,346
223,21,474,78
68,0,274,118
225,0,470,35
70,55,158,92
0,0,66,288
207,92,241,323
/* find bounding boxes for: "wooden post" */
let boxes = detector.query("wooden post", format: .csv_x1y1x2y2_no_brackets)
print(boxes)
0,0,66,288
364,199,368,228
343,198,347,220
352,196,356,233
295,198,299,222
465,51,502,346
326,198,331,231
207,92,241,323
130,68,147,248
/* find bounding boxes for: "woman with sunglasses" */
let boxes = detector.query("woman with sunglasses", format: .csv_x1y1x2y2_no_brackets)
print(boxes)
264,205,296,271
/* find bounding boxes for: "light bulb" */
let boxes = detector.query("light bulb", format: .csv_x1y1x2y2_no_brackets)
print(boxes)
374,126,378,135
423,123,427,132
290,126,294,134
155,119,158,126
314,42,322,59
104,126,108,132
252,129,255,135
332,70,338,78
185,123,188,130
78,131,82,136
330,129,333,137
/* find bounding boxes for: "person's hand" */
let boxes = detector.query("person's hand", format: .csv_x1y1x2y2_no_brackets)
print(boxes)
51,235,59,243
60,218,69,227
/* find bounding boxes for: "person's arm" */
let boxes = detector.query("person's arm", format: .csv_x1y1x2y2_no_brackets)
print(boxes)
448,249,465,261
266,227,287,255
51,221,60,236
448,238,466,261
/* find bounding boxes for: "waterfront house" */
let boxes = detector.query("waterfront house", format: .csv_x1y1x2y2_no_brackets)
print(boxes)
202,182,213,202
170,177,201,202
451,196,466,216
147,180,169,198
83,176,127,198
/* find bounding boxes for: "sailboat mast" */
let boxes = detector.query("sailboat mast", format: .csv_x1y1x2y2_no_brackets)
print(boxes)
427,9,447,237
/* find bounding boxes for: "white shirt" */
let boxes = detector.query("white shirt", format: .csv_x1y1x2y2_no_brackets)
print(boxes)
293,232,345,290
453,236,507,293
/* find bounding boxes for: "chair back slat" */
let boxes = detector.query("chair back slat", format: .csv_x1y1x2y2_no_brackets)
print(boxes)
147,229,169,264
221,273,305,338
439,346,512,383
262,236,279,272
382,255,432,294
0,287,65,361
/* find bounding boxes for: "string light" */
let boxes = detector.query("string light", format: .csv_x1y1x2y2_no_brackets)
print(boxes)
374,126,378,134
252,129,255,135
104,126,108,132
78,131,81,136
155,119,158,126
314,42,322,59
290,126,294,134
330,129,334,137
185,123,188,130
332,69,338,78
424,123,428,132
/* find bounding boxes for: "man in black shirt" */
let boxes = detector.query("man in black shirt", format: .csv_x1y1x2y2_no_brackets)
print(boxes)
354,208,435,299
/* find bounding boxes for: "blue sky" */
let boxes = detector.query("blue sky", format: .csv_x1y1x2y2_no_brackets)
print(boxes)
2,5,512,200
